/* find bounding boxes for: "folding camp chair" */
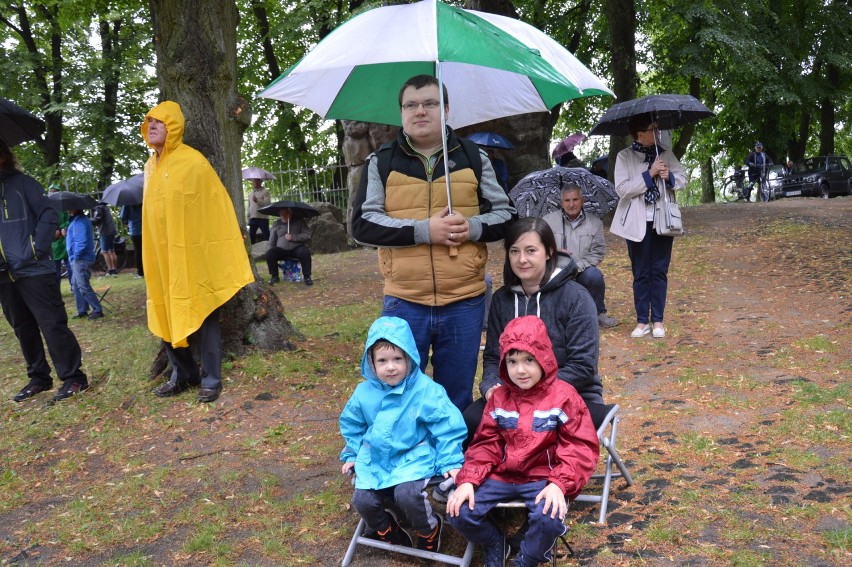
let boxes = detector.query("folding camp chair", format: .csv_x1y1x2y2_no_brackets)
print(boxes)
341,477,474,567
574,403,633,524
92,285,113,311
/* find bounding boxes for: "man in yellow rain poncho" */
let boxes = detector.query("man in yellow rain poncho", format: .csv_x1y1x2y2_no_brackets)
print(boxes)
141,101,253,403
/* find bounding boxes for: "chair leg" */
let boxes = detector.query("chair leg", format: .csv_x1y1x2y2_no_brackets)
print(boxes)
341,518,366,567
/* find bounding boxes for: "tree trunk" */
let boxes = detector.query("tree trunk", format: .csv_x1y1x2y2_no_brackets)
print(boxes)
604,0,637,180
700,157,715,204
96,16,121,190
817,64,839,156
148,0,298,369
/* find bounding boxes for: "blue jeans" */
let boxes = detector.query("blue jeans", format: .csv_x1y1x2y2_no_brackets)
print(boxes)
381,294,484,410
447,478,567,566
626,223,673,324
575,266,607,314
70,260,102,315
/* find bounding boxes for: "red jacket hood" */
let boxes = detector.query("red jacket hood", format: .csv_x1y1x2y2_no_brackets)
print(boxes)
499,316,558,394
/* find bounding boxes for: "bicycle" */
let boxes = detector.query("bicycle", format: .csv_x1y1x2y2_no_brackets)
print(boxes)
721,169,748,202
746,158,773,202
93,234,130,274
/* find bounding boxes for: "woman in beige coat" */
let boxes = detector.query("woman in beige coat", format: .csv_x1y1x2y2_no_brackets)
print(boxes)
610,115,687,339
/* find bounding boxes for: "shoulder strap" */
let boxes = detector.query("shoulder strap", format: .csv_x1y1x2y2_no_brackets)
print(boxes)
375,137,483,185
375,141,398,187
457,137,483,183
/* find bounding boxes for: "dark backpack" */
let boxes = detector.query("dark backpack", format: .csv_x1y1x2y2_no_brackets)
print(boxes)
91,204,106,227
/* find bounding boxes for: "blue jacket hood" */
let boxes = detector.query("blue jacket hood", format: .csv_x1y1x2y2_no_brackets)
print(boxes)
360,316,421,390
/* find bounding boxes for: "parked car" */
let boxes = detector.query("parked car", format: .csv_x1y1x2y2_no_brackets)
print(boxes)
766,164,787,199
777,155,852,198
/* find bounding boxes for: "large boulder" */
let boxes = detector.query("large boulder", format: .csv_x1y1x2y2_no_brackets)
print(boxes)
308,204,353,253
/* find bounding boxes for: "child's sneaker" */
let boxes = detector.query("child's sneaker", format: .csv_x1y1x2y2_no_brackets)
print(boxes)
367,511,412,547
415,513,442,553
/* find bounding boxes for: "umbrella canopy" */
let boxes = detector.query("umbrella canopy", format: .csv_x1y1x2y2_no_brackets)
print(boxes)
509,166,618,218
48,191,99,212
0,98,45,147
552,133,586,159
589,94,714,137
466,132,514,150
259,0,612,128
258,200,320,220
101,174,144,206
242,166,276,181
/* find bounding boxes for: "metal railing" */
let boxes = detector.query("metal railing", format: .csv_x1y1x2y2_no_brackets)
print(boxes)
263,161,350,210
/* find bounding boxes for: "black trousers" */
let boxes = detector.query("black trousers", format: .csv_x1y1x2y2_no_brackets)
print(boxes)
0,273,87,387
131,234,143,276
163,308,222,390
248,218,270,244
265,245,312,278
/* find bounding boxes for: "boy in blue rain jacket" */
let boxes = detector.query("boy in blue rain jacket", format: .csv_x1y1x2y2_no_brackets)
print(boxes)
340,316,466,554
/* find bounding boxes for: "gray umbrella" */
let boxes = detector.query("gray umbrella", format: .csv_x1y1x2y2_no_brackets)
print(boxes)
102,174,144,206
509,167,618,218
48,191,99,211
0,98,45,147
588,94,714,137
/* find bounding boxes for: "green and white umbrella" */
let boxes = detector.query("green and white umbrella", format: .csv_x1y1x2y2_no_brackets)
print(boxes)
259,0,612,128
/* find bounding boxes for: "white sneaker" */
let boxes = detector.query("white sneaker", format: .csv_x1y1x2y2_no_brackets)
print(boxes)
652,326,666,338
630,325,650,338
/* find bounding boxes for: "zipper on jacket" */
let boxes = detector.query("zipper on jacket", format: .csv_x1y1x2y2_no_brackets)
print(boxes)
620,199,632,226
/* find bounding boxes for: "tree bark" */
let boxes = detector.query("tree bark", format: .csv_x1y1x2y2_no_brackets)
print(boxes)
604,0,637,180
96,16,122,190
148,0,298,364
817,63,839,156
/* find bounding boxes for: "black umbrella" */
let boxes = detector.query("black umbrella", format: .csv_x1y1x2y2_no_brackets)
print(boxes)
509,167,618,218
0,98,45,147
102,174,144,206
48,191,99,211
258,199,320,220
588,94,714,137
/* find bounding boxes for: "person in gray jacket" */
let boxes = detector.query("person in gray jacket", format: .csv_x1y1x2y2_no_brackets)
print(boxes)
543,185,619,328
0,140,89,402
265,207,313,286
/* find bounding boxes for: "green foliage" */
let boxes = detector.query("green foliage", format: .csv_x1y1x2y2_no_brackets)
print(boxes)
1,0,849,196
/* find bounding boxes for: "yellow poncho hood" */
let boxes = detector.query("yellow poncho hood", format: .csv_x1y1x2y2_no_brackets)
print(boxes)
141,101,253,347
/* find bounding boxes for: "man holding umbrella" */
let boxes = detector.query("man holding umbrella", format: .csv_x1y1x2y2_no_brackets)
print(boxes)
351,75,516,412
264,203,314,286
0,140,90,402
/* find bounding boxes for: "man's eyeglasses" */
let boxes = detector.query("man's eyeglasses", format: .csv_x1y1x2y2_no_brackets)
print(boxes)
401,100,441,112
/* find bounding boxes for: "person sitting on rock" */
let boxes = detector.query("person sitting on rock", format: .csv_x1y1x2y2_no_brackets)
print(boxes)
265,207,313,286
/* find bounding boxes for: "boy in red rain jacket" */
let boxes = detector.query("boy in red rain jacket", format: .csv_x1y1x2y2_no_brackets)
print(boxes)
446,316,599,567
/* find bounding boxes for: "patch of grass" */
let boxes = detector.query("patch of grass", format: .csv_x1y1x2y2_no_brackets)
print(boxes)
824,526,850,553
289,301,379,342
793,335,838,353
184,524,232,556
726,548,771,566
109,550,153,566
790,379,849,406
679,432,718,453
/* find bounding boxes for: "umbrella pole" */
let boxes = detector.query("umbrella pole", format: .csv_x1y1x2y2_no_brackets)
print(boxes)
437,63,452,214
437,64,458,258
